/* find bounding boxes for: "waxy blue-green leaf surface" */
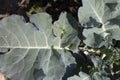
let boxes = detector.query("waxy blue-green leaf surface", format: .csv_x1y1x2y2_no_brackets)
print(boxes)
53,12,80,52
78,0,120,48
68,72,91,80
92,72,111,80
0,12,79,80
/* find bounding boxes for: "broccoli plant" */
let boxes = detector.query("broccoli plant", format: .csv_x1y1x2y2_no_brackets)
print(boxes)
0,0,120,80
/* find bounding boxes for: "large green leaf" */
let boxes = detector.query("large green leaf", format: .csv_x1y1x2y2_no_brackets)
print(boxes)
68,72,91,80
0,12,79,80
92,72,111,80
78,0,120,48
53,12,80,52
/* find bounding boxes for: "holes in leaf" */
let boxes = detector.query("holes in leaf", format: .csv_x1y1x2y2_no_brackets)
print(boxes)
0,48,11,55
112,39,120,48
106,3,117,11
31,22,40,30
83,17,102,28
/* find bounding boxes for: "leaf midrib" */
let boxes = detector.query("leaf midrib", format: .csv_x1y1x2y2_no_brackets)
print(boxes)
87,0,108,35
0,46,63,49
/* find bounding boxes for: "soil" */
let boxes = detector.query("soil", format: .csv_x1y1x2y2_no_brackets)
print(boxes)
0,0,82,22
